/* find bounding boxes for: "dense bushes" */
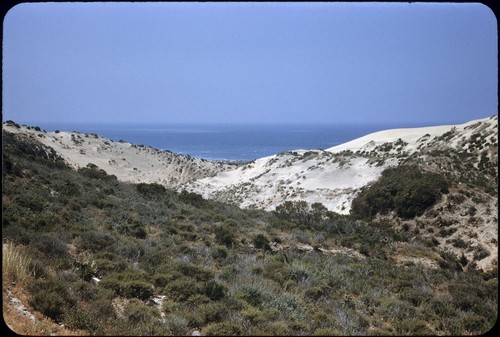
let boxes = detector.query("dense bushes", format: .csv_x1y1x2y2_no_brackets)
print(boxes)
214,223,237,247
351,165,449,219
178,190,206,207
100,269,154,300
28,278,77,321
136,183,166,198
253,233,271,251
2,128,496,336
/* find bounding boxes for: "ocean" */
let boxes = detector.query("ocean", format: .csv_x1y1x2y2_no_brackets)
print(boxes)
36,122,424,161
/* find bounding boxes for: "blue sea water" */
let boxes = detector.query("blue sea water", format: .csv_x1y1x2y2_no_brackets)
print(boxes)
36,122,423,161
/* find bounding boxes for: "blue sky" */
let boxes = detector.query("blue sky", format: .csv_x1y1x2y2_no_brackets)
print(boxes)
2,2,497,126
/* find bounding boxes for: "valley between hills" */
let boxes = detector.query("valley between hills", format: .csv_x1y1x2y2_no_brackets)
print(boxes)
2,116,497,335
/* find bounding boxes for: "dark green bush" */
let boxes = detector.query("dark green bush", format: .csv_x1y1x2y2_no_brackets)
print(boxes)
76,231,116,253
351,165,449,219
253,233,271,251
238,286,269,308
204,280,227,301
462,314,489,333
215,224,236,248
78,163,117,180
274,200,311,226
473,245,490,261
30,291,67,321
33,233,68,257
136,182,166,198
179,190,206,207
100,269,152,298
124,280,154,300
28,278,76,321
196,302,228,324
94,258,127,277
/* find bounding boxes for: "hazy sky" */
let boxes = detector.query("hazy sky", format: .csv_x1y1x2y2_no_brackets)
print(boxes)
2,2,498,126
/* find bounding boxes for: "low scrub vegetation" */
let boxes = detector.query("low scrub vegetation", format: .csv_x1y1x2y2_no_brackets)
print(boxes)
2,130,497,335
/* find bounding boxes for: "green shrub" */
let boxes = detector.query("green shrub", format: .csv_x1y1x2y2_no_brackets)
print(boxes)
30,291,67,321
179,190,206,207
351,165,449,219
153,272,182,288
72,280,96,302
166,277,204,301
76,230,116,253
262,260,286,285
100,269,152,298
33,233,68,257
203,321,244,336
176,261,214,281
274,200,311,226
253,233,271,251
237,285,269,307
473,245,490,261
257,321,290,335
165,314,189,336
124,298,159,325
63,307,99,331
379,297,416,320
78,163,116,180
197,302,228,324
28,278,76,322
211,246,229,260
73,260,98,281
94,258,127,277
215,224,236,248
136,182,166,198
394,179,443,219
124,280,154,300
204,280,227,301
128,222,147,239
285,265,311,283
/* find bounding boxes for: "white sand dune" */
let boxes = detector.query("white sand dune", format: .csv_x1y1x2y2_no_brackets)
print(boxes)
185,115,498,213
2,124,235,187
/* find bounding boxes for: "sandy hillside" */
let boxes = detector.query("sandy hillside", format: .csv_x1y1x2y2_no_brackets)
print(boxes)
184,115,497,213
181,115,498,271
2,123,236,187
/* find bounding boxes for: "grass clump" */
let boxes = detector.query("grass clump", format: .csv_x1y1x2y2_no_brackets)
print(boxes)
2,241,35,283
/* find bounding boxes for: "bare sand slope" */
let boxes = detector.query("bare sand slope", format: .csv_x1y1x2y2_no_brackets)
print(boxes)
2,124,236,187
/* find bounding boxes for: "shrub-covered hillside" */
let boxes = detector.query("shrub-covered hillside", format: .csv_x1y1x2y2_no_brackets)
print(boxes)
2,129,497,335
